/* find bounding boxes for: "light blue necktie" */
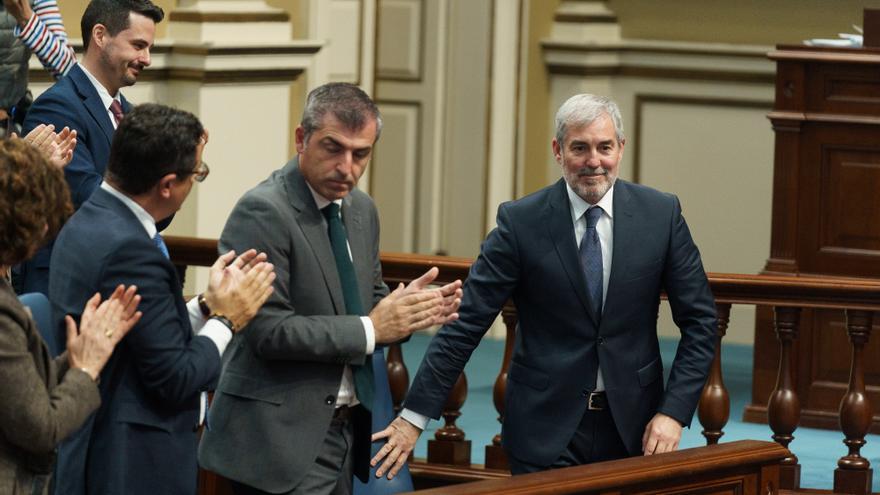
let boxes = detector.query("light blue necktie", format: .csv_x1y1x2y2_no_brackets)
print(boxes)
153,232,169,259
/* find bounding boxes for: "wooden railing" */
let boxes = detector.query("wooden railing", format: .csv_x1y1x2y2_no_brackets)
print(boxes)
166,236,879,495
407,440,787,495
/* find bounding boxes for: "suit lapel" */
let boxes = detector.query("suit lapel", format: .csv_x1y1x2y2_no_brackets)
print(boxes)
605,180,636,317
547,180,599,325
69,66,116,147
284,159,347,315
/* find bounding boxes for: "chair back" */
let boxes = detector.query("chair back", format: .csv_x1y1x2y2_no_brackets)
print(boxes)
18,292,59,356
353,348,414,494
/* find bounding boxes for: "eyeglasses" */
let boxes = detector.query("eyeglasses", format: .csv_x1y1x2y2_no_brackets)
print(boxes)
181,160,210,182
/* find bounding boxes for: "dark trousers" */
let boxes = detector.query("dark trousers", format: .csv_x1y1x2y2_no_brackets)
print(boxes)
508,405,630,475
230,410,355,495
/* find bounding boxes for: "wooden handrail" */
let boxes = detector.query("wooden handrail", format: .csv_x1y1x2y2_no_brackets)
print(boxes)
407,440,787,494
165,235,880,310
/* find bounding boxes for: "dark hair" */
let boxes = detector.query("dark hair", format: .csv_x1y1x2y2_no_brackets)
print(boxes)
106,104,204,195
0,139,72,265
301,82,383,143
81,0,164,51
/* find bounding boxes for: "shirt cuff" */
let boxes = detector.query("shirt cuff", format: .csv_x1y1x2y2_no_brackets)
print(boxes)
14,13,37,38
186,297,207,334
399,408,429,431
198,319,233,356
360,316,375,354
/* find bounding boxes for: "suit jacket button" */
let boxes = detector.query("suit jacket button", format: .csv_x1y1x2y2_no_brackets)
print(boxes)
597,336,606,345
581,389,589,398
325,395,335,405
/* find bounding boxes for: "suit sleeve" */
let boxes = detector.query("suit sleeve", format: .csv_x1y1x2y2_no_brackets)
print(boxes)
404,203,521,419
23,93,101,208
658,196,717,426
0,311,100,455
220,193,369,365
99,241,221,406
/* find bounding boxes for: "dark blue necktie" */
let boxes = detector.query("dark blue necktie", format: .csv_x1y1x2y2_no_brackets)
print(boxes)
321,203,374,411
153,232,169,259
579,206,603,320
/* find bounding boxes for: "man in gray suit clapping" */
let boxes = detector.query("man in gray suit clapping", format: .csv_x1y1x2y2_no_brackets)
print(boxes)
199,82,462,495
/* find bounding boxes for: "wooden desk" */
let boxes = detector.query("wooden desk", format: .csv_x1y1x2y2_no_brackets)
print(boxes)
747,45,880,432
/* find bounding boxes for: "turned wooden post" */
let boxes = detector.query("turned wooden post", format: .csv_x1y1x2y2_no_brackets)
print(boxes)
699,302,731,445
834,309,874,495
386,343,409,415
485,307,516,471
427,371,471,465
767,305,802,490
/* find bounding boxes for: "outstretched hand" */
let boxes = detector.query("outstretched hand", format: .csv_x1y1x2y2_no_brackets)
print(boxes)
370,416,422,480
369,267,462,344
20,124,77,169
67,285,142,380
204,249,276,331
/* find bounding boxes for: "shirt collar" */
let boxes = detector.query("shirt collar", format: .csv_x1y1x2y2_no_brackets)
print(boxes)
566,181,615,225
79,64,122,113
306,182,343,216
100,181,157,238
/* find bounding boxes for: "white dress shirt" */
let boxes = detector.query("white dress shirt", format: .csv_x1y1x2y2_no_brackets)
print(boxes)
307,184,376,408
79,64,123,129
399,182,617,431
100,182,233,354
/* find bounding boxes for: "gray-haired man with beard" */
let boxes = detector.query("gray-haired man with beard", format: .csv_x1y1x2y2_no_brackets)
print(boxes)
372,93,717,478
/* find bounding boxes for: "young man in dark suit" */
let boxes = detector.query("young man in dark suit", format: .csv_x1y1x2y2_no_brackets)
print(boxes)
372,94,718,478
16,0,163,294
50,103,275,495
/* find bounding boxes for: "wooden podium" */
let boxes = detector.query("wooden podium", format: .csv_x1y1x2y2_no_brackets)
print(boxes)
745,43,880,432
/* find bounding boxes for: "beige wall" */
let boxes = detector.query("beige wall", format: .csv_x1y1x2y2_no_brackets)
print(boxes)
60,0,306,39
610,0,869,45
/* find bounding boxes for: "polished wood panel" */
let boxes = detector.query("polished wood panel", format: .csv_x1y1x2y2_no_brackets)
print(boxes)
408,440,786,495
752,45,880,434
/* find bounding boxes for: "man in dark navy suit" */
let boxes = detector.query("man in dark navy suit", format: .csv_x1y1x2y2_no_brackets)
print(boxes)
371,94,718,477
50,104,276,495
16,0,163,294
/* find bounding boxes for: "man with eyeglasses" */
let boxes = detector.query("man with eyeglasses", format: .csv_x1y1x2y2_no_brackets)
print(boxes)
49,103,276,495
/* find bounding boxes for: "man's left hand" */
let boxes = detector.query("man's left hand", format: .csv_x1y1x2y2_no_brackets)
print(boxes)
641,412,682,455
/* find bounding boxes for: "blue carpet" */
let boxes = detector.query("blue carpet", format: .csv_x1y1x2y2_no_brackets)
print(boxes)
400,333,880,491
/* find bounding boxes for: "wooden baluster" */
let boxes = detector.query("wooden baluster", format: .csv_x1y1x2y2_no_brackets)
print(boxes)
767,306,802,490
485,306,516,471
427,371,471,465
386,343,409,415
699,302,731,445
834,309,874,495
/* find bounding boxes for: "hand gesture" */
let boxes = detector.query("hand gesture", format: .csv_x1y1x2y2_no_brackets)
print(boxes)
2,0,33,26
203,249,275,331
370,416,422,480
21,124,77,169
642,412,683,455
67,285,142,380
369,267,462,344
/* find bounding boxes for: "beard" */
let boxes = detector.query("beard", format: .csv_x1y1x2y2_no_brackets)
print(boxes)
565,167,616,204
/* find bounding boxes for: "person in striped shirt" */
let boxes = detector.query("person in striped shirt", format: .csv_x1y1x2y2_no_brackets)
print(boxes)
2,0,76,132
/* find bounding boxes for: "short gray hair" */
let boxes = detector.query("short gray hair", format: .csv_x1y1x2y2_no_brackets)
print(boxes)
301,82,383,143
554,94,625,145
